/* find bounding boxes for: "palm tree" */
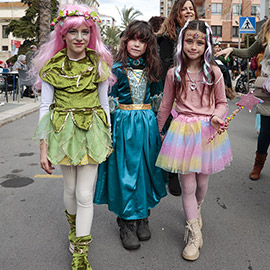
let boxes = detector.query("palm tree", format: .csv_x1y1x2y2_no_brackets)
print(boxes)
102,26,121,57
39,0,51,45
117,6,142,30
76,0,94,6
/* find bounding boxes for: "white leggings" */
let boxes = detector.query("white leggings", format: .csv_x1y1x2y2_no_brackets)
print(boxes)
60,164,98,237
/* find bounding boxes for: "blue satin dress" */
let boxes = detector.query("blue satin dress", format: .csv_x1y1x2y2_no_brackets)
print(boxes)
94,59,167,220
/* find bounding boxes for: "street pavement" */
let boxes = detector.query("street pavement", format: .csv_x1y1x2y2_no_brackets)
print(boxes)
0,93,270,270
0,92,40,127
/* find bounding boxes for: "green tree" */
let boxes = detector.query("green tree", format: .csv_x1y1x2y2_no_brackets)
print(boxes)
117,6,142,30
102,25,121,57
6,0,58,43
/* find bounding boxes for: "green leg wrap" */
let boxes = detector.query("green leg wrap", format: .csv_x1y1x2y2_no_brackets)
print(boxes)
65,210,76,246
72,235,93,270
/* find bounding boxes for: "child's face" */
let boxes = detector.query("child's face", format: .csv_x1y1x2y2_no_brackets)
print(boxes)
183,29,206,61
63,24,90,59
127,38,147,59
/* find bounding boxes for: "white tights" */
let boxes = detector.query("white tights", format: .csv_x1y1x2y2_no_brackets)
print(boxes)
60,164,98,237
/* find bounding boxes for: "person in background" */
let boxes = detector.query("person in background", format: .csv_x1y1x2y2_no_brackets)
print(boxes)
213,41,236,100
12,55,27,72
13,54,34,97
215,18,270,181
148,16,165,35
157,0,199,197
26,45,37,68
254,52,264,134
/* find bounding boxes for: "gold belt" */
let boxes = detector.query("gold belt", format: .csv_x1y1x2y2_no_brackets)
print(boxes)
118,104,152,110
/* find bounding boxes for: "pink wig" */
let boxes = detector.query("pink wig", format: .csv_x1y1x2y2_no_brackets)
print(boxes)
31,4,114,89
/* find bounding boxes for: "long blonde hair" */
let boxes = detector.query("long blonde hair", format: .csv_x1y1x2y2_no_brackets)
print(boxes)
258,18,270,46
158,0,198,41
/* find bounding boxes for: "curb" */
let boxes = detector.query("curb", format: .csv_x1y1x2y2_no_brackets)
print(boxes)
0,103,39,127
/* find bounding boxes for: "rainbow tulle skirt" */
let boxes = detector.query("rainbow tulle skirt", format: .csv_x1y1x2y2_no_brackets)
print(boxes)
156,114,232,175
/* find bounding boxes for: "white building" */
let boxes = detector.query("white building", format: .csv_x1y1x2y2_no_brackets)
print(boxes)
0,1,26,61
100,14,116,28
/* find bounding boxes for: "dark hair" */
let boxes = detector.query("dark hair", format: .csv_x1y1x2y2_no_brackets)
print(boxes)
115,20,161,82
148,16,165,33
175,20,216,105
159,0,199,40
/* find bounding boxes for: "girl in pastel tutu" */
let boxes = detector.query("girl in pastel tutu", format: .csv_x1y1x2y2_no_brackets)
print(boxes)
94,20,167,250
32,5,113,270
156,20,232,261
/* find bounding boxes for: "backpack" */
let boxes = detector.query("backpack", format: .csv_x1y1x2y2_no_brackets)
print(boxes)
250,56,257,70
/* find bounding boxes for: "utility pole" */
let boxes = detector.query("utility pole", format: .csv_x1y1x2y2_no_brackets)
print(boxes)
238,0,241,49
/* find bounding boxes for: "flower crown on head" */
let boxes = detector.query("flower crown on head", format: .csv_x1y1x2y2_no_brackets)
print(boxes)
50,10,102,26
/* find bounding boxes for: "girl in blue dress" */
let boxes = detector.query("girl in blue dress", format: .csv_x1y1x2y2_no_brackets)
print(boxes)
94,20,167,250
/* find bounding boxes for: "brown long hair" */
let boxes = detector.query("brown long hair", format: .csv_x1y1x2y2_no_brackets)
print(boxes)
258,18,270,47
158,0,199,41
115,20,161,82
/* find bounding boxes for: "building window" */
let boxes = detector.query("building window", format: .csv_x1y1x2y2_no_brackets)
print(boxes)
251,5,260,16
106,20,110,24
233,26,239,37
2,46,8,51
2,25,8,38
211,3,222,15
232,4,242,15
212,26,222,37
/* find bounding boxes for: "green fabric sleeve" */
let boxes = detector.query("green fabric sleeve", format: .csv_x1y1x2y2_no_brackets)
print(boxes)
232,39,265,59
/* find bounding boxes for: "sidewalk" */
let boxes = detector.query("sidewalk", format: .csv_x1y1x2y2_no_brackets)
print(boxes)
0,93,40,127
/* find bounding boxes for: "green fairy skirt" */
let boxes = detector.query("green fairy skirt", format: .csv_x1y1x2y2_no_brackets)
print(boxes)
33,111,113,166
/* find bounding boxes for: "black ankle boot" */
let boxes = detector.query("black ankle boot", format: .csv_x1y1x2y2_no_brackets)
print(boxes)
117,217,140,250
136,217,151,241
168,173,181,196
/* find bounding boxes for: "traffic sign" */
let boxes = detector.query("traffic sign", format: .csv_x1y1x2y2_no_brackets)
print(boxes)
239,17,256,34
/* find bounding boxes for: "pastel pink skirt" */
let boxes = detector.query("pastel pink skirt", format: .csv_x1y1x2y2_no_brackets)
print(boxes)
156,114,232,175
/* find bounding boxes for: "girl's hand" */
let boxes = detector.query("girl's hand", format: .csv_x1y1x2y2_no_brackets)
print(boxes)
211,115,228,133
40,141,55,175
215,47,233,60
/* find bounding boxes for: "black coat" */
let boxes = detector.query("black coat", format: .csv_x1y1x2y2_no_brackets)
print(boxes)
157,24,181,85
157,35,175,84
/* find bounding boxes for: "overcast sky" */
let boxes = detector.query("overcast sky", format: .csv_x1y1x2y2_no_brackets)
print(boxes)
98,0,160,26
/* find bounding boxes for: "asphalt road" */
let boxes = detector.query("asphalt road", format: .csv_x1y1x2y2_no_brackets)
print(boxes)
1,98,270,270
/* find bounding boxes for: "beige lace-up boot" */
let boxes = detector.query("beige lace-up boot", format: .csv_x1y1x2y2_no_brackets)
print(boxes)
182,219,203,261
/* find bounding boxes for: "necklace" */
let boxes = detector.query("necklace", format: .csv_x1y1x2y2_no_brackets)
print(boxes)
187,70,201,91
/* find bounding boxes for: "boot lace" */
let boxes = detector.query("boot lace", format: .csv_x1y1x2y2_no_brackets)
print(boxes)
124,221,137,236
137,218,149,229
184,223,199,247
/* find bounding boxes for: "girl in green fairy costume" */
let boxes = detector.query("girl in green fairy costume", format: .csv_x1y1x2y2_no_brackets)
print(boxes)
32,5,113,270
